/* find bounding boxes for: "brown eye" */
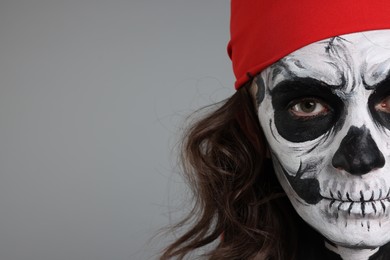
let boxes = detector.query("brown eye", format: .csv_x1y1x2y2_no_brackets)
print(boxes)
375,96,390,113
289,98,329,118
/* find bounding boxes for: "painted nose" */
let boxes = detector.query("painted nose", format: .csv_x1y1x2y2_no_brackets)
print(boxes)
332,126,385,175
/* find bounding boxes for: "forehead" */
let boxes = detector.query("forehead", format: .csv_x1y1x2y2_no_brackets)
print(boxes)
265,30,390,89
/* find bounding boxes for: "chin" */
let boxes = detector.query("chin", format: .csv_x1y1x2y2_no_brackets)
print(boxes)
290,198,390,249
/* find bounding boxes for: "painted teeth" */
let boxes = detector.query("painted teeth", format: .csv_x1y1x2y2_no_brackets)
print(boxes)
326,188,390,202
324,186,390,218
346,192,352,201
329,199,390,216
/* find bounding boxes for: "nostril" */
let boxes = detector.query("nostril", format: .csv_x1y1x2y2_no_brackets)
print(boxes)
331,125,385,175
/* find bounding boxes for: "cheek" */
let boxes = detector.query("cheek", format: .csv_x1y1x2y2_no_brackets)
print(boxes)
258,99,327,205
272,154,323,205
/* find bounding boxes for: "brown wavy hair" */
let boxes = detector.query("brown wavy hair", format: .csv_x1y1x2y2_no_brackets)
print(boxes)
160,83,300,259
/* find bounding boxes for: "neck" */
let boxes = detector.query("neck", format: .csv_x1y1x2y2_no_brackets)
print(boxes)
325,242,379,260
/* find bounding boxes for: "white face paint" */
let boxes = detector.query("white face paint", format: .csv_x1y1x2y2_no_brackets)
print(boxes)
256,30,390,251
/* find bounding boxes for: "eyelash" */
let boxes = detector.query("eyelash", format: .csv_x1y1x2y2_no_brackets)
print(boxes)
288,98,330,118
288,94,390,120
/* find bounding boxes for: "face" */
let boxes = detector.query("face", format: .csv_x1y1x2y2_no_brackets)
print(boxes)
255,30,390,248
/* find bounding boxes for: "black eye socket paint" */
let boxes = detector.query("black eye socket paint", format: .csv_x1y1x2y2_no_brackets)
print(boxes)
271,77,345,142
368,76,390,129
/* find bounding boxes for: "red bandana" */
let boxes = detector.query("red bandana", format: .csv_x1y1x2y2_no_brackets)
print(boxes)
228,0,390,89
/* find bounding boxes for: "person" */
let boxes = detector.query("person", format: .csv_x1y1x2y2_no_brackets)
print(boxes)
161,1,390,259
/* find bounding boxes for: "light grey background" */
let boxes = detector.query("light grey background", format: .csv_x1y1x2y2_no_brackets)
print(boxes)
0,1,233,260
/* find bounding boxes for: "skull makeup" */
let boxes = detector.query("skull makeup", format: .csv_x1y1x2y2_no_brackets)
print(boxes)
256,30,390,250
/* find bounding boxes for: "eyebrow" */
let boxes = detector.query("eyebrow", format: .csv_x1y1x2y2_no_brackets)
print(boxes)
271,77,344,98
270,77,343,112
271,77,340,98
274,64,390,93
271,59,345,89
366,71,390,90
362,66,390,90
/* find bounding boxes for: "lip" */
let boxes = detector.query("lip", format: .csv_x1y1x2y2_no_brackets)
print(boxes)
322,188,390,203
322,189,390,217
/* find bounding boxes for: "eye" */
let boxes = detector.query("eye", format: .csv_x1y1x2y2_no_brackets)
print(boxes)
375,95,390,113
289,98,329,118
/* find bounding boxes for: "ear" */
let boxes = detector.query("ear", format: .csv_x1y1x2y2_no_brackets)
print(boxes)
249,78,260,110
249,75,267,108
249,77,272,158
